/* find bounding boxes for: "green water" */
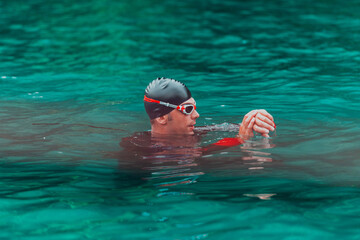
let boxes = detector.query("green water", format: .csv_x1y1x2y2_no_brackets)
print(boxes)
1,0,360,239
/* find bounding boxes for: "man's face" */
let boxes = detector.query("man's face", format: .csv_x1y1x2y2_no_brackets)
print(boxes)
166,97,200,135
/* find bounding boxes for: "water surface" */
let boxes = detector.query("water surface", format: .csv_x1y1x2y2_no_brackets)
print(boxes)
1,0,360,239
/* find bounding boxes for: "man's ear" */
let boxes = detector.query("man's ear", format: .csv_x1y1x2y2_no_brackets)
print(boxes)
155,114,168,125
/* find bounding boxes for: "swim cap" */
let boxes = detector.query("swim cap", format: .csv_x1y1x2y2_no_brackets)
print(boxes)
144,77,192,119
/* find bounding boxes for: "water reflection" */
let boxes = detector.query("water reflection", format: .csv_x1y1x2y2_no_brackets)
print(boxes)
116,129,276,198
241,137,275,170
117,132,204,192
243,193,276,200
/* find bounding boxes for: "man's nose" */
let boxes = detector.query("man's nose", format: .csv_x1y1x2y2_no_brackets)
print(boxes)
192,109,200,119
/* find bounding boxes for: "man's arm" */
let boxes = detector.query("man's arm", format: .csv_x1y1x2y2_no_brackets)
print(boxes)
201,137,244,155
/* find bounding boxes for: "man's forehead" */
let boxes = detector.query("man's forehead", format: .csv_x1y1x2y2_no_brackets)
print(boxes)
181,98,196,105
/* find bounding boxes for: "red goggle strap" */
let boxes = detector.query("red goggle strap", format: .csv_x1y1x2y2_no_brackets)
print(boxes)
144,95,178,109
144,95,160,103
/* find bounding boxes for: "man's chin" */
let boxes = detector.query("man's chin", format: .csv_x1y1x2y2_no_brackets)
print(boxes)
187,127,195,135
188,125,195,133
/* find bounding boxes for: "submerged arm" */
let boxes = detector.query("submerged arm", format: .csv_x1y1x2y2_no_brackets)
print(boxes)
201,137,244,155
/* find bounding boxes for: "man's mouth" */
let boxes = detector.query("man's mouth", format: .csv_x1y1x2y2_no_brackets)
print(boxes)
188,123,196,130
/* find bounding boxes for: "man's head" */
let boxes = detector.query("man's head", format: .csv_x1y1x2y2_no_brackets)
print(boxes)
144,78,200,135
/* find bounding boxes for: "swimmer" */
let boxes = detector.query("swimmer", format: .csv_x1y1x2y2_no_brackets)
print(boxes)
144,77,276,139
117,77,276,185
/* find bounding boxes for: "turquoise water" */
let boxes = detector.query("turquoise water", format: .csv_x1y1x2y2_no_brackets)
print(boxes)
1,0,360,239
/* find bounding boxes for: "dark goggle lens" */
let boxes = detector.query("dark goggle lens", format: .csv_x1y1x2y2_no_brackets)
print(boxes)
184,105,194,114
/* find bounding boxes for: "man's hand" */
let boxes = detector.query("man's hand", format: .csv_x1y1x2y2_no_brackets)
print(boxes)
238,110,276,138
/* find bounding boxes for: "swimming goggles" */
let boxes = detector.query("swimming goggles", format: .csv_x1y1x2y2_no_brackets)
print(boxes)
144,95,196,115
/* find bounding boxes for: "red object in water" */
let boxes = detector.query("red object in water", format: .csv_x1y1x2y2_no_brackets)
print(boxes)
213,137,244,147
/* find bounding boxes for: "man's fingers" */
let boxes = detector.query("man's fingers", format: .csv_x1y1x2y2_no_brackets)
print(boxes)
255,116,275,131
244,110,257,118
256,109,274,122
248,117,256,129
256,113,274,126
256,113,276,129
253,124,270,134
239,115,256,137
246,110,275,126
242,110,276,138
243,111,257,127
243,110,257,121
